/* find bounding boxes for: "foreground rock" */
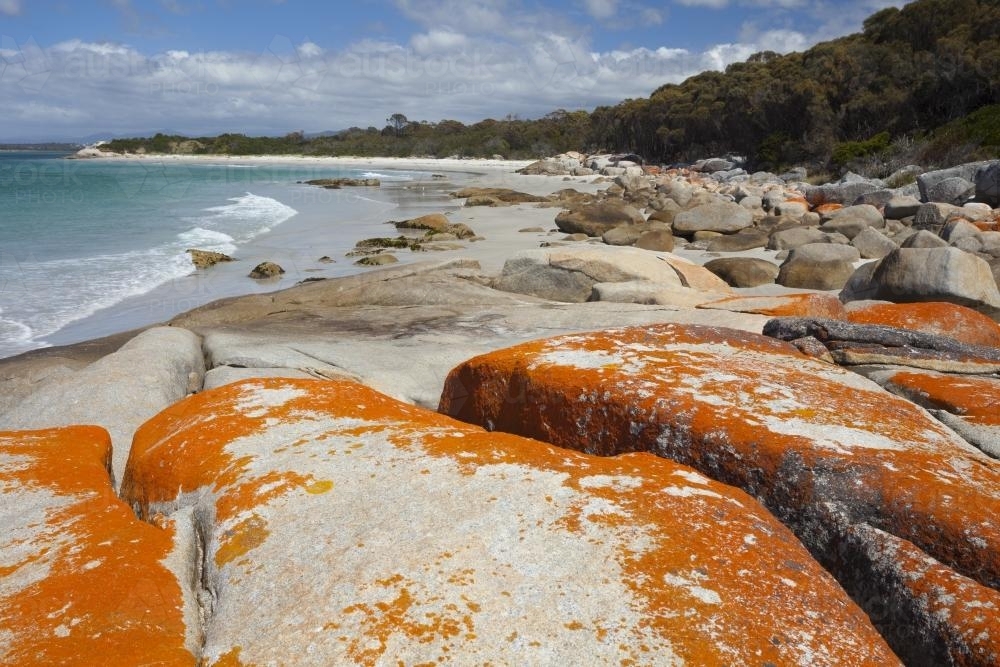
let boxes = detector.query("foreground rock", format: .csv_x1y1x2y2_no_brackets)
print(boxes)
116,378,896,665
0,426,194,664
0,327,204,486
440,324,1000,664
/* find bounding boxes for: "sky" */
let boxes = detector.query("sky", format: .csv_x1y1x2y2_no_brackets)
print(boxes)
0,0,908,141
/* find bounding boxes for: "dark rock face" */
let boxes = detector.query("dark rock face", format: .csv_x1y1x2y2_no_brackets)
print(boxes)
762,317,1000,374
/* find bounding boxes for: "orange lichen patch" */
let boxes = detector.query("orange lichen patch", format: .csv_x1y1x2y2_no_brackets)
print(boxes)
815,203,844,214
210,646,245,666
0,427,194,666
215,514,270,567
885,370,1000,426
124,378,896,665
438,324,1000,599
846,302,1000,348
698,293,847,319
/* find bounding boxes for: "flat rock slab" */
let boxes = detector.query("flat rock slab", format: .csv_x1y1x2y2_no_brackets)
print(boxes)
0,426,195,664
439,324,1000,664
0,327,204,487
120,378,896,666
846,301,1000,348
697,293,847,319
764,317,1000,374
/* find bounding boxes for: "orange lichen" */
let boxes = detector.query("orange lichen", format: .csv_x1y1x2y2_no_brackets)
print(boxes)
215,514,270,567
847,302,1000,348
210,646,245,666
887,371,1000,425
815,203,844,214
0,426,194,666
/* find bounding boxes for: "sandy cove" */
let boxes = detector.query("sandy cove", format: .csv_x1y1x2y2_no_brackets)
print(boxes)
3,157,1000,665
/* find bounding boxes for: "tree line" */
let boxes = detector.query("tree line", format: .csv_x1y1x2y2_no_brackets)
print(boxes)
103,0,1000,174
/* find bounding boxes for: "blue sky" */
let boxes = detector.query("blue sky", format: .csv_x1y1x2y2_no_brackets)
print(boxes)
0,0,907,141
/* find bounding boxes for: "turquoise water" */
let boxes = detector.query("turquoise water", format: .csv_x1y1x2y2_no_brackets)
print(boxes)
0,153,420,358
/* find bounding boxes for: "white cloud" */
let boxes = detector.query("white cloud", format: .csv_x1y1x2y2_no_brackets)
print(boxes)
584,0,619,20
0,0,22,16
411,29,470,55
297,41,324,58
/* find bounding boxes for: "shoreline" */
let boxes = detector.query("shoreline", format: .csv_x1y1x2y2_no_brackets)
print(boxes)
74,152,536,176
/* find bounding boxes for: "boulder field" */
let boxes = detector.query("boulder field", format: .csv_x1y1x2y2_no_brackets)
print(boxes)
5,156,1000,664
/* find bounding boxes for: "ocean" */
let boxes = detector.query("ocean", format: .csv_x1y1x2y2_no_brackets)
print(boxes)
0,152,458,359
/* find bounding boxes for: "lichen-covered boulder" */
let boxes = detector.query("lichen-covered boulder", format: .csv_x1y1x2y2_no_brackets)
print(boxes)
439,324,1000,664
0,426,195,665
121,378,897,666
846,302,1000,348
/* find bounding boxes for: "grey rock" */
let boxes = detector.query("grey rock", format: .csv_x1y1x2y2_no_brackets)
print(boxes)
704,257,780,287
695,157,735,173
672,201,753,235
917,162,991,202
941,219,983,245
884,196,922,220
555,201,645,237
706,229,769,252
777,243,861,290
602,221,670,247
913,203,962,231
820,205,885,240
851,227,899,260
839,247,1000,313
901,229,949,249
851,189,896,209
767,227,832,251
802,180,881,206
494,246,683,303
974,161,1000,206
779,167,808,182
953,236,984,253
739,195,764,210
926,177,976,205
634,229,675,252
